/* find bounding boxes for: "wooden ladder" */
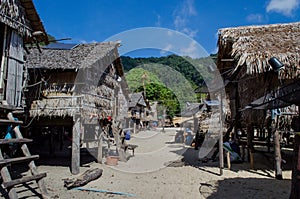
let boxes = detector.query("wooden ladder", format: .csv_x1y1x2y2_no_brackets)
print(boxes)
0,113,49,199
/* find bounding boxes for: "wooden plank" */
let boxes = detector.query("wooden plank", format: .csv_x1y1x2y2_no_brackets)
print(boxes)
0,138,32,145
7,113,50,198
3,173,47,189
0,155,39,167
0,25,8,100
0,119,23,125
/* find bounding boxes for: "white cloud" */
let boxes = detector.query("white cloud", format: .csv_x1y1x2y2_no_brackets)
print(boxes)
246,14,264,23
173,0,198,38
180,41,198,58
79,40,97,44
266,0,300,16
80,40,87,44
167,30,173,36
155,14,161,27
182,28,198,38
211,47,218,55
160,44,173,55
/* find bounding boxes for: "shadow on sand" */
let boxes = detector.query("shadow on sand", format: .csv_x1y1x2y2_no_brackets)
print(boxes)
200,177,290,199
166,143,292,198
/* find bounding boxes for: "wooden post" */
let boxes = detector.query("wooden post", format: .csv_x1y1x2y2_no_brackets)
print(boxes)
0,25,7,100
247,125,254,169
290,112,300,199
274,129,282,179
219,93,224,175
133,121,136,134
226,151,231,170
162,108,166,133
97,129,103,164
71,116,81,175
193,114,198,135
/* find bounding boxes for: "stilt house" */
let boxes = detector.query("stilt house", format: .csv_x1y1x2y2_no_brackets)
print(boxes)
24,41,128,174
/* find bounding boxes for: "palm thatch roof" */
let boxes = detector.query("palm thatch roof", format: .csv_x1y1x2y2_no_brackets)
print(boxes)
26,42,126,119
218,22,300,79
25,42,122,72
128,92,147,108
0,0,47,43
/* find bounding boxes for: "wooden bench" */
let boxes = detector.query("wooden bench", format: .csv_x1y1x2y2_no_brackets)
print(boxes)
127,144,138,156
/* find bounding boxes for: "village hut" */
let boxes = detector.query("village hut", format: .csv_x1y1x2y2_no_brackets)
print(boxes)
24,41,128,174
127,92,150,130
217,22,300,179
218,22,300,128
0,0,47,115
0,1,51,197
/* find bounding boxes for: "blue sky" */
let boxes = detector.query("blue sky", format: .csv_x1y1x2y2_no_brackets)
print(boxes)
33,0,300,57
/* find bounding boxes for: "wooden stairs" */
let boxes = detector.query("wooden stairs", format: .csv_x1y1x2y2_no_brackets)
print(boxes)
0,113,49,199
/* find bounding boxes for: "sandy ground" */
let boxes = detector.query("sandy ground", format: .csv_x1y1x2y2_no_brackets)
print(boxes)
1,128,292,199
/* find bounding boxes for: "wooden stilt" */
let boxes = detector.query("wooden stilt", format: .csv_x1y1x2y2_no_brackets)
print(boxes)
249,151,254,169
247,125,254,169
274,130,283,179
97,130,103,164
71,116,81,175
226,151,231,170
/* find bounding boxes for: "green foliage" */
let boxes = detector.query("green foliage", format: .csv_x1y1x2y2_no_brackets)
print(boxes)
122,54,217,117
125,67,162,92
121,54,216,88
136,83,180,117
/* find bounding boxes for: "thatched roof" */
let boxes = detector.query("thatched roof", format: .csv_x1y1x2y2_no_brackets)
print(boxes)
128,92,146,108
181,103,203,117
218,22,300,79
0,0,47,43
25,42,122,72
26,41,127,119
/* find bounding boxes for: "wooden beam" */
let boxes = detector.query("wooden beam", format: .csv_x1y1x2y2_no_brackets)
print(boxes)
0,138,32,145
0,119,23,125
3,173,47,189
221,59,234,62
0,155,39,167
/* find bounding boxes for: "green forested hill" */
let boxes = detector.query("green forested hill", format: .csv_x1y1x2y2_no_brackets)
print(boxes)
121,54,216,88
121,54,216,117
